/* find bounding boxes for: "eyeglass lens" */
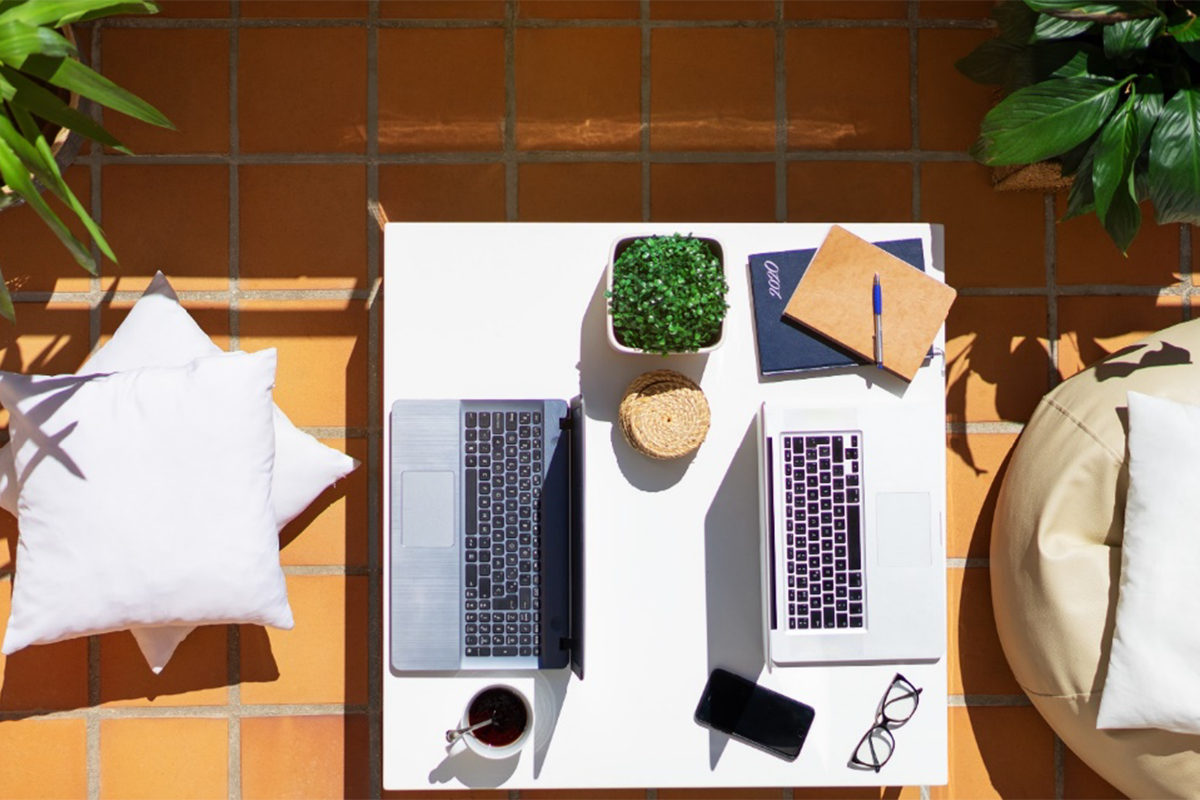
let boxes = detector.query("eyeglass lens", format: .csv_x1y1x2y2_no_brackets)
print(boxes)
852,727,895,771
881,677,920,724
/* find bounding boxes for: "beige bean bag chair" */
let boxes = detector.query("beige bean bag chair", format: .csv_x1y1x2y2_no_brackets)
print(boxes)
991,318,1200,800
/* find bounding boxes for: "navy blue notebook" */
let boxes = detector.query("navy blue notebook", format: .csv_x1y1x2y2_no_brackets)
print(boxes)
748,238,926,376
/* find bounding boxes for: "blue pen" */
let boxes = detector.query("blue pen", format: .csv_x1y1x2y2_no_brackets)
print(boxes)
873,273,883,369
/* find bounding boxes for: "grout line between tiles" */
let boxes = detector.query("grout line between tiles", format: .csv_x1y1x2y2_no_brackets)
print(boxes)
228,6,242,798
365,4,384,797
228,13,241,352
1045,193,1060,390
641,0,651,222
909,0,922,221
106,16,996,31
504,1,518,221
774,0,786,222
0,703,372,723
1054,733,1065,799
1181,225,1193,321
75,149,978,166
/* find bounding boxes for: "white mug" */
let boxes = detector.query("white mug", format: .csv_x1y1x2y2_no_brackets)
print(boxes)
460,684,533,760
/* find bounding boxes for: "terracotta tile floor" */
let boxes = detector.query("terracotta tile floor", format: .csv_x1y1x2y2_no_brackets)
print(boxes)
0,0,1172,797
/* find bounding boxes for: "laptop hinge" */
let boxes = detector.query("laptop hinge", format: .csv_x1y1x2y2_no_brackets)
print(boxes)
559,415,573,431
559,637,574,651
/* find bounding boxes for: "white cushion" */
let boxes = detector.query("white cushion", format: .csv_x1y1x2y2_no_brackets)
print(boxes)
0,272,357,672
1097,391,1200,734
0,350,294,655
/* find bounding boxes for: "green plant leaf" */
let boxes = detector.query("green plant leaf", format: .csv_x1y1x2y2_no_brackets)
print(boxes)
1024,1,1156,16
0,1,159,28
1102,174,1142,252
0,263,15,324
11,102,115,263
970,75,1131,165
1033,14,1093,40
0,64,129,152
0,20,75,66
1102,15,1165,56
1131,76,1164,147
955,37,1026,85
21,54,173,128
0,106,61,191
1149,86,1200,224
1040,41,1100,77
0,134,95,273
1093,91,1139,223
993,0,1038,44
1065,157,1098,219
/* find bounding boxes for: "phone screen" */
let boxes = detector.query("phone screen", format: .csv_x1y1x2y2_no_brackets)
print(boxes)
694,669,816,762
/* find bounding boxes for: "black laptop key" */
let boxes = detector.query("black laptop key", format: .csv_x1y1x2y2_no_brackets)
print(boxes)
846,505,862,569
823,608,835,627
495,646,518,657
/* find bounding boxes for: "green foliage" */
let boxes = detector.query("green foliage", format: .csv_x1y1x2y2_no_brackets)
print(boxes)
0,0,172,321
606,234,729,355
957,0,1200,254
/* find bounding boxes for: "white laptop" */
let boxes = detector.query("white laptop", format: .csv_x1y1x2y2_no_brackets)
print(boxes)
757,398,945,666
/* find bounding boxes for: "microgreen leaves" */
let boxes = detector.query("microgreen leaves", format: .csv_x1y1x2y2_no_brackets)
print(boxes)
606,234,729,355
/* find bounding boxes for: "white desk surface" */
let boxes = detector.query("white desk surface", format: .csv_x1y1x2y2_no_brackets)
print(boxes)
382,222,948,790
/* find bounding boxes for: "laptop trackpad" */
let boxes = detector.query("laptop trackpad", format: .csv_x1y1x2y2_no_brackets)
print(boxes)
401,471,455,548
875,492,932,568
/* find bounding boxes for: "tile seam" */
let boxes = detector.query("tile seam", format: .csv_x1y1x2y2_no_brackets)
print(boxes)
641,0,651,221
0,704,373,721
366,5,383,798
1045,193,1060,390
504,0,518,220
1054,734,1065,800
774,0,786,222
909,0,922,221
75,149,980,164
228,5,242,798
104,17,995,31
87,23,104,800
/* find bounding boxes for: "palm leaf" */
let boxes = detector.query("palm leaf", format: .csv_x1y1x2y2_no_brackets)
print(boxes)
22,54,172,128
0,20,75,66
0,64,129,152
0,134,95,273
10,103,115,262
0,262,16,324
0,1,158,28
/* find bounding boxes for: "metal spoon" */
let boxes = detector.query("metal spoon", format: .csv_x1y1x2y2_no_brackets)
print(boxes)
446,717,493,743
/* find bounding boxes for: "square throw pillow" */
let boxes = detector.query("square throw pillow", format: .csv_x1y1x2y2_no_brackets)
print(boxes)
0,350,293,655
0,272,357,671
1097,391,1200,734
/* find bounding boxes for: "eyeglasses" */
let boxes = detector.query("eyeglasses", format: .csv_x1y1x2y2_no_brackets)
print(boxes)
848,673,922,773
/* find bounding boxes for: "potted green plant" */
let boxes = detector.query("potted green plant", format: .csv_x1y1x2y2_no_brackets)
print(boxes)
605,233,729,356
957,0,1200,254
0,0,173,320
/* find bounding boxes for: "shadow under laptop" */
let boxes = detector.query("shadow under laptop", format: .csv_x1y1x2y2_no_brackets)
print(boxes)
577,260,713,492
702,414,767,769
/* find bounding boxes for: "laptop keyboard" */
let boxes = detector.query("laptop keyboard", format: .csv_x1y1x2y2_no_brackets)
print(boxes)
462,408,543,658
781,431,865,631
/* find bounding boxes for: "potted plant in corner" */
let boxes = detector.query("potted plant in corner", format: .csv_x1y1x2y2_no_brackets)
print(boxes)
957,0,1200,254
0,0,173,320
606,233,730,356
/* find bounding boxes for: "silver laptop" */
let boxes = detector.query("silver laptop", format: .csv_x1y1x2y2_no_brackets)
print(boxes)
390,398,584,676
757,399,944,665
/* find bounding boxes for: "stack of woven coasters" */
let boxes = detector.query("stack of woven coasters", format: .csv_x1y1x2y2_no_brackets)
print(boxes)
618,369,710,459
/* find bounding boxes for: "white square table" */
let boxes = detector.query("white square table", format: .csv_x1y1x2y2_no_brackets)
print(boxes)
382,222,948,790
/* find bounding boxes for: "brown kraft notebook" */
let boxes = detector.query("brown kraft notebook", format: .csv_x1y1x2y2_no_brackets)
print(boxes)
782,225,956,382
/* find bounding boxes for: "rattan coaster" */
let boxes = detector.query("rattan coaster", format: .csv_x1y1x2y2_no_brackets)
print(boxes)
619,369,711,459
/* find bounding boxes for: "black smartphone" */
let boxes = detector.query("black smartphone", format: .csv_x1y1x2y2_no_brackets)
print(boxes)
694,668,816,762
